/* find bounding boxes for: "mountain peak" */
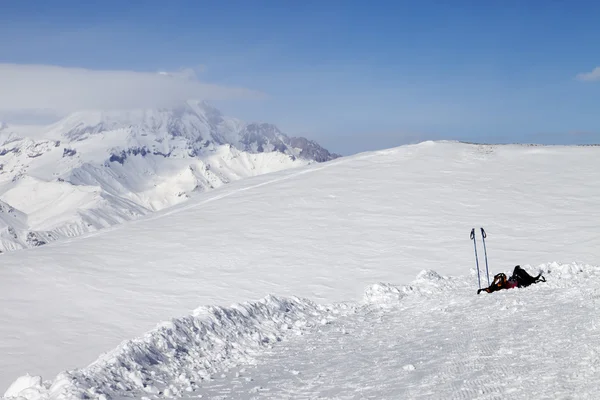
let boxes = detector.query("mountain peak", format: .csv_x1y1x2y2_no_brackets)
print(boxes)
38,101,338,163
42,100,228,142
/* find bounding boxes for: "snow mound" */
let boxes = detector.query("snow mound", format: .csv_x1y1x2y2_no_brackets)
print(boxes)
3,295,348,400
363,283,406,305
400,269,460,296
3,375,43,399
364,270,459,306
538,261,600,281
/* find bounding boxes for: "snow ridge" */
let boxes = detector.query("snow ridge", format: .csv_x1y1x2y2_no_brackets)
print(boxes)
3,296,353,400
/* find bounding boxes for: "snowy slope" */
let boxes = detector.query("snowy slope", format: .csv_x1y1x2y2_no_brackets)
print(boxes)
2,141,600,397
0,101,338,252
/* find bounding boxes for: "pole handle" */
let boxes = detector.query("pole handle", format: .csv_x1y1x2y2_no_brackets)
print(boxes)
480,227,486,239
470,228,475,240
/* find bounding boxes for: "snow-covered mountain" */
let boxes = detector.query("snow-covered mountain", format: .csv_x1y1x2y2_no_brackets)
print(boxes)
2,141,600,398
0,100,339,252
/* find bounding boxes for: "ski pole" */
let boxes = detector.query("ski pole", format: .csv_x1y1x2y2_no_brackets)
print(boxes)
470,228,481,289
480,227,490,286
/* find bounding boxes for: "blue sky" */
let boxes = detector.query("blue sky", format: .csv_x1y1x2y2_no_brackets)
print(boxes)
1,0,600,154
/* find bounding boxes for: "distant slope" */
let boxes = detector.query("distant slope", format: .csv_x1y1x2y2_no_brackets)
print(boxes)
1,141,600,392
0,100,339,252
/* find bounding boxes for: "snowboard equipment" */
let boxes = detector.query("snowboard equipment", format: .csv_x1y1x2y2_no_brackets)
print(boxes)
470,228,482,289
480,228,490,286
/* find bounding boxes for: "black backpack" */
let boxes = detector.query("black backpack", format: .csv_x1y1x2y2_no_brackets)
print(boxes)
511,265,546,287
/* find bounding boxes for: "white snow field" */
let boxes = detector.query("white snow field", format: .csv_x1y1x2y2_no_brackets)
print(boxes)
3,141,600,399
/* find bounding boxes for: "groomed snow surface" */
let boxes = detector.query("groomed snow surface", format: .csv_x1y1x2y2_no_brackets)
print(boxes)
3,141,600,399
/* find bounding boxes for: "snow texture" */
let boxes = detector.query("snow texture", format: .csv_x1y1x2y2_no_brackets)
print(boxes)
3,141,600,398
5,262,600,399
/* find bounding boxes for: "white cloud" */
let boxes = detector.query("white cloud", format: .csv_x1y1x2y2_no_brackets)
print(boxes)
0,63,265,122
576,66,600,82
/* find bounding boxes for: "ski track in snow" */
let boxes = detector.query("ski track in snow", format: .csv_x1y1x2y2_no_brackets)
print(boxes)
6,262,600,399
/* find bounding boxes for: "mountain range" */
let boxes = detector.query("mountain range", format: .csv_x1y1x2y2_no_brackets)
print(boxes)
0,100,339,252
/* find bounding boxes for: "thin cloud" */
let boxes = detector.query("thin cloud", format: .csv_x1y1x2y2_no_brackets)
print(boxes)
576,66,600,82
0,63,265,122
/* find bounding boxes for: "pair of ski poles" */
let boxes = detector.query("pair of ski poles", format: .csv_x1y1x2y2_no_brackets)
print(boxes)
470,227,490,289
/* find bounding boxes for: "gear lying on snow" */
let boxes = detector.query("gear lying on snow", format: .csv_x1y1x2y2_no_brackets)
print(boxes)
477,265,546,294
